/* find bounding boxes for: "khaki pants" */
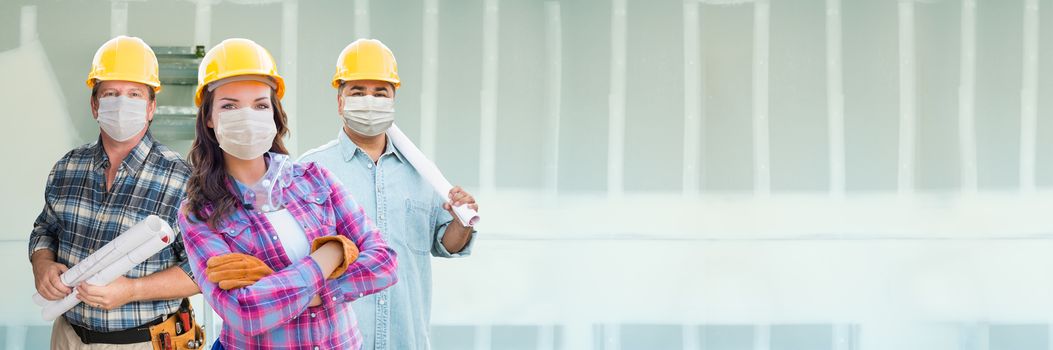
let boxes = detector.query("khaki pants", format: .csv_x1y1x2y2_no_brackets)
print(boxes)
51,317,153,350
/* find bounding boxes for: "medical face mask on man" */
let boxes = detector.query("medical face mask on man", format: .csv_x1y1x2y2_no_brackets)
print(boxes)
214,107,277,160
96,96,149,142
341,95,395,137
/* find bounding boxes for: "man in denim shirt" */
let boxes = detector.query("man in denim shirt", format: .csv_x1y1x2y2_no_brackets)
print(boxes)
300,39,479,349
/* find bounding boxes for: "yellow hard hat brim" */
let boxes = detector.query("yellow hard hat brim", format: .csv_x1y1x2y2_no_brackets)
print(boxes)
86,76,163,93
331,76,401,89
195,71,285,106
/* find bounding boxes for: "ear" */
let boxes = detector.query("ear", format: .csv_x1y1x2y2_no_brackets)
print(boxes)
145,99,156,123
90,97,99,120
336,91,344,112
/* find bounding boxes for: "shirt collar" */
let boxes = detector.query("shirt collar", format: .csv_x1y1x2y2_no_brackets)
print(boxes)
230,152,295,210
92,131,155,172
337,129,404,164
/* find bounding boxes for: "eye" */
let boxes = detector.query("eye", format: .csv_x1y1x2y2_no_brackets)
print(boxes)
351,92,365,97
102,91,117,97
255,103,271,110
129,92,142,98
221,103,237,110
373,93,387,97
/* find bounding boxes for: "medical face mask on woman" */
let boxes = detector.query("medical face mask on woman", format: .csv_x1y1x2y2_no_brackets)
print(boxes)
341,95,395,137
96,96,149,142
214,107,277,160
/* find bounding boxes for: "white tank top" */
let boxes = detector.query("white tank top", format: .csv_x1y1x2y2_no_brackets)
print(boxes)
263,209,310,261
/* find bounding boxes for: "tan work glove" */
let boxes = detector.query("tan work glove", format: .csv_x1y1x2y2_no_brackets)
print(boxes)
206,253,275,290
310,235,360,279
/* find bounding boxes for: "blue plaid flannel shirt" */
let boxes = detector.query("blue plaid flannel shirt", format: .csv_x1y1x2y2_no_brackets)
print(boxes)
28,132,193,332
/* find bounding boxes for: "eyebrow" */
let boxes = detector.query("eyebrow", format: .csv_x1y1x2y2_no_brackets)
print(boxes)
349,85,389,92
219,97,269,102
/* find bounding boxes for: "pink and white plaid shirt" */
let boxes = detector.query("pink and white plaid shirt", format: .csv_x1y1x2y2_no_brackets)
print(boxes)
179,156,397,349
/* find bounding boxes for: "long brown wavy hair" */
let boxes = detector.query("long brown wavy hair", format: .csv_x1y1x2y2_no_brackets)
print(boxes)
184,87,290,230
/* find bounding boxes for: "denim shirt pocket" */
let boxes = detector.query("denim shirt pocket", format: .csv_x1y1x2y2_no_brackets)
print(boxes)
400,198,435,255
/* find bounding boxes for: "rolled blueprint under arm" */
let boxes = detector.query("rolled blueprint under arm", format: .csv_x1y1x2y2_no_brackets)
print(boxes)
31,215,166,307
387,124,480,227
40,218,175,321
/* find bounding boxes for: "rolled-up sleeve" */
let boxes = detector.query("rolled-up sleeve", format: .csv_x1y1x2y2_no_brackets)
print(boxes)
169,222,195,278
168,164,195,278
28,165,62,260
28,204,59,259
431,191,475,258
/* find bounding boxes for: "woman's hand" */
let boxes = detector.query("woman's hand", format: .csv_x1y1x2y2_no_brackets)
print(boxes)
310,241,345,277
206,253,274,290
310,236,359,279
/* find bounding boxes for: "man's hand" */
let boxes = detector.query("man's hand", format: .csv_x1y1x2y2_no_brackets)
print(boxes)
31,251,71,301
443,186,479,228
76,276,137,310
439,186,478,254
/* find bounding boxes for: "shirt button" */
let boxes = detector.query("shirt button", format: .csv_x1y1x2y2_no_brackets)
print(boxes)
367,163,373,169
262,179,271,186
272,236,278,241
379,213,385,220
379,299,386,305
310,313,316,318
313,347,319,350
332,296,338,301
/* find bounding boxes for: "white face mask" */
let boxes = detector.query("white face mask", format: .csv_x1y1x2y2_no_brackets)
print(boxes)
97,96,149,142
214,107,277,160
341,96,395,137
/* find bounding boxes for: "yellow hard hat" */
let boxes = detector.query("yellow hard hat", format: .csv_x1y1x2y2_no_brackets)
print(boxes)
86,36,162,93
332,39,400,89
195,38,285,106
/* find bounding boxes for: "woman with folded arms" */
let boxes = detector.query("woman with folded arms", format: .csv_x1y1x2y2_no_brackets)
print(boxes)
177,38,397,350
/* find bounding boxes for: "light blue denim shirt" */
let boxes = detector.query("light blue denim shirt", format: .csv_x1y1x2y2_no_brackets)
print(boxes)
299,130,475,350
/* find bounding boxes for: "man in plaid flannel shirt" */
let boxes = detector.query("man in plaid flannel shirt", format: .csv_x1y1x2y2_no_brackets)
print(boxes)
28,36,199,349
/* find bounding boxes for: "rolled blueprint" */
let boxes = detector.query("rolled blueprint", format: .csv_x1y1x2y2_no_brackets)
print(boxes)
32,215,167,306
39,217,175,321
387,124,480,227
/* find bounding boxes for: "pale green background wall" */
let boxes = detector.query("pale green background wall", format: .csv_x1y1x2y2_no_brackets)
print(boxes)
1,0,1053,349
